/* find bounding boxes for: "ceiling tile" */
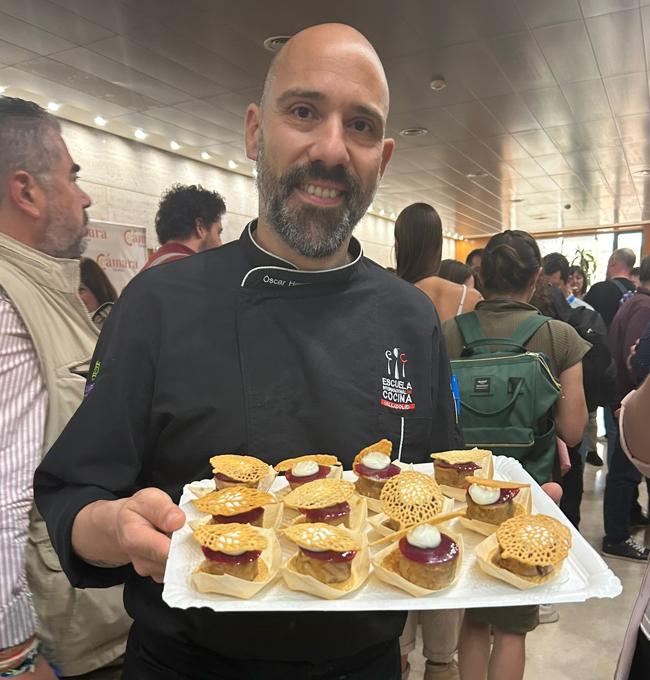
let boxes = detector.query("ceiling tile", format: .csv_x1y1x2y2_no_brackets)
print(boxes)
459,0,528,38
48,0,156,33
482,93,540,133
444,100,506,137
110,111,215,147
604,72,650,116
562,79,613,120
53,48,189,105
0,10,74,54
0,0,113,44
521,87,575,128
17,57,162,111
508,157,546,177
88,36,227,98
516,0,582,28
487,32,556,91
0,38,39,65
536,154,573,174
586,9,645,78
534,20,600,83
482,134,531,160
513,129,559,155
579,0,640,18
143,106,240,143
173,99,244,135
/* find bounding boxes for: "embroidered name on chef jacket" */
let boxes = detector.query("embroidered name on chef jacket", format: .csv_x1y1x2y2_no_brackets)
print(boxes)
381,347,416,411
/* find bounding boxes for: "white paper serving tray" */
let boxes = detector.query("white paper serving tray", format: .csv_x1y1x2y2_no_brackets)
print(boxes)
163,458,622,612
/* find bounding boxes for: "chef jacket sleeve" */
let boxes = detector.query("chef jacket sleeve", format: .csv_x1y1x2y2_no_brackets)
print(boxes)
430,322,464,454
33,275,161,588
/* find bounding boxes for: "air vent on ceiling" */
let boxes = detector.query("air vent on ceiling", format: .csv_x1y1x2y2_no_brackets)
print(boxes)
400,127,428,136
263,36,291,52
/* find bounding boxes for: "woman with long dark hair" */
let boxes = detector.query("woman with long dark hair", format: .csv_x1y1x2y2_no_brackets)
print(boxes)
394,203,481,322
443,230,589,680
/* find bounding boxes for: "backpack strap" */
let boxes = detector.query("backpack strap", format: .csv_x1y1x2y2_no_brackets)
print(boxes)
508,314,551,348
611,279,628,297
455,312,486,347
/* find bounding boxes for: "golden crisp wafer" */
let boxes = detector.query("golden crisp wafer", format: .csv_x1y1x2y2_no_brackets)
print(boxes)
192,486,275,516
193,523,267,555
283,478,356,510
496,514,571,567
431,449,491,463
353,439,393,468
465,477,530,489
274,454,340,472
379,471,444,528
210,454,270,483
283,522,359,553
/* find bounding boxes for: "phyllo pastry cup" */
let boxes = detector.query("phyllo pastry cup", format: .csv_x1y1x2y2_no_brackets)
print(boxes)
191,524,281,599
369,471,451,536
210,454,277,492
475,514,572,590
274,454,343,491
192,486,283,530
282,478,366,533
372,528,463,596
281,523,370,600
352,439,401,513
459,477,532,536
431,448,493,501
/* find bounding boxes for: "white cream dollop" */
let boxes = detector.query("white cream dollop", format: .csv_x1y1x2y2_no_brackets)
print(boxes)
468,484,500,505
291,460,320,477
406,524,442,549
361,452,391,470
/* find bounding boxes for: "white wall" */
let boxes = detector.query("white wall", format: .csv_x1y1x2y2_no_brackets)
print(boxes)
62,120,453,269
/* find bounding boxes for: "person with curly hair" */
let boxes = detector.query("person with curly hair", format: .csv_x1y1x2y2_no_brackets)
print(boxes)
142,184,226,270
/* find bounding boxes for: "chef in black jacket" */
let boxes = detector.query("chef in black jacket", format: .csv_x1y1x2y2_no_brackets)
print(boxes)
34,23,462,680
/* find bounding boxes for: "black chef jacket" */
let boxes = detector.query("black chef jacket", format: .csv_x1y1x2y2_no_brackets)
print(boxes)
34,221,462,666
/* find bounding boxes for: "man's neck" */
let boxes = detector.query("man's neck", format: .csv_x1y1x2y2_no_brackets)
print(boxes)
608,270,629,280
254,217,352,271
163,239,197,253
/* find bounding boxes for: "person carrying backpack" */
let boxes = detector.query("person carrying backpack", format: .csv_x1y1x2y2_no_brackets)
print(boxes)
442,230,589,680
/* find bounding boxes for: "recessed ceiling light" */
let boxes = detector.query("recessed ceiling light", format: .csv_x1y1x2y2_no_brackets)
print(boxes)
94,116,107,126
510,198,524,203
634,169,650,176
400,127,428,137
47,102,61,112
466,171,488,179
201,151,210,160
169,140,181,150
252,167,258,178
532,216,547,220
263,35,291,52
0,86,6,94
228,159,238,169
379,208,385,216
134,128,147,140
390,211,396,219
367,203,374,213
430,78,447,91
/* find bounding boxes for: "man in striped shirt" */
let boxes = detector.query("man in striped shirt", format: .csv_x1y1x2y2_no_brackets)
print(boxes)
0,98,128,678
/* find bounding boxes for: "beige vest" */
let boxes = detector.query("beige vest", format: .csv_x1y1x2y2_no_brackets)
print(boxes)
0,233,131,675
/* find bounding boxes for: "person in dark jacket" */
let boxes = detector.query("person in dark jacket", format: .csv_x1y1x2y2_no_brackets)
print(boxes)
33,23,462,680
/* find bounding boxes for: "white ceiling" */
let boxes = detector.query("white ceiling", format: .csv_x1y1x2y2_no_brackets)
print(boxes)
2,0,650,238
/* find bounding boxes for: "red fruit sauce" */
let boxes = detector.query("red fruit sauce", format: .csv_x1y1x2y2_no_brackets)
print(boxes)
353,462,401,480
212,507,264,524
303,502,350,523
398,535,458,565
300,548,357,563
285,465,331,485
435,460,481,473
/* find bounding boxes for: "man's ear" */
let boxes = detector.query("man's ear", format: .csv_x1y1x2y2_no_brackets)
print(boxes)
245,104,262,161
7,171,42,219
378,137,395,179
194,218,207,238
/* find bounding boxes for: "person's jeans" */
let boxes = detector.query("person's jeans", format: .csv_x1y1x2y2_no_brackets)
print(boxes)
603,436,642,543
604,406,618,467
561,445,584,529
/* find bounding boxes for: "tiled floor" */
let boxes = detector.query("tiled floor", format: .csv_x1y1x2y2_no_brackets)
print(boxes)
406,439,649,679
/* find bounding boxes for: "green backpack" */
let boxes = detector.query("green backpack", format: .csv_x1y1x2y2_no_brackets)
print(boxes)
450,312,561,484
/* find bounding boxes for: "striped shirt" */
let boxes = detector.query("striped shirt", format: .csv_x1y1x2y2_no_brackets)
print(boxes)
0,289,47,648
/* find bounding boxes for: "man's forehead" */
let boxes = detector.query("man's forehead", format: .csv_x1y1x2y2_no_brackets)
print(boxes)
268,41,389,115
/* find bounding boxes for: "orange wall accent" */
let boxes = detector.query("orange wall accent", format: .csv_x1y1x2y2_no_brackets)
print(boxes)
643,225,650,257
455,237,489,263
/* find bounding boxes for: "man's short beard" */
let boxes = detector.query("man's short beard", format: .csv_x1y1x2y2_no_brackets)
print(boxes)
39,205,89,259
256,136,375,259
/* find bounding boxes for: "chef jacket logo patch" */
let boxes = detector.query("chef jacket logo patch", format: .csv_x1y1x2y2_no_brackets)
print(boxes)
381,347,416,411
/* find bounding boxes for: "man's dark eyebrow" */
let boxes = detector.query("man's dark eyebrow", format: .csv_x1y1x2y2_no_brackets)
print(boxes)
276,89,385,129
71,163,81,174
276,89,325,106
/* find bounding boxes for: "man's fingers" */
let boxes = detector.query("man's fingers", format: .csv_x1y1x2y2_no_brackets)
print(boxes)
130,487,180,532
163,506,186,534
121,517,172,565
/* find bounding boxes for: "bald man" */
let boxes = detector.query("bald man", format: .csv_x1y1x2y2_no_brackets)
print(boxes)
34,24,462,679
